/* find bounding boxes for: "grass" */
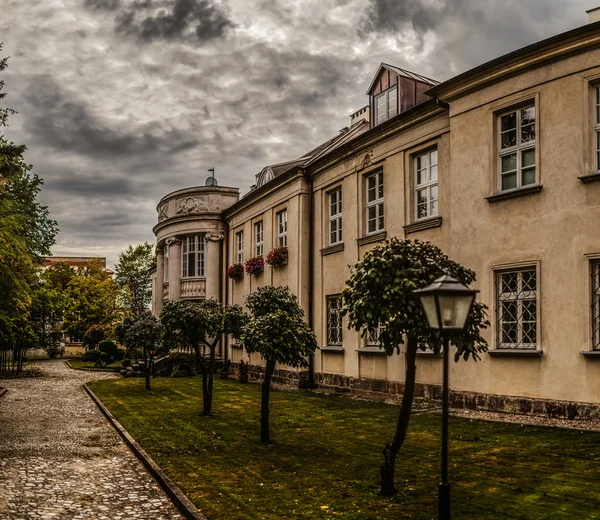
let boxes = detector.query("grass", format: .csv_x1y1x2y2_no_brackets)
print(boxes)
89,377,600,520
67,358,121,372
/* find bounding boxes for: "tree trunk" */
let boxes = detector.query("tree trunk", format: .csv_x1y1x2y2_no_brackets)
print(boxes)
144,349,151,390
380,335,419,496
261,359,276,443
204,339,218,416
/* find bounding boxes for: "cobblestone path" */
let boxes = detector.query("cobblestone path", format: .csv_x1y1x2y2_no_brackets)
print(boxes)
0,360,183,519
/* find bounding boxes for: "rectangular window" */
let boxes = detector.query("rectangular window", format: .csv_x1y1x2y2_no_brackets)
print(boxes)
326,296,343,346
595,86,600,171
366,170,384,234
375,86,397,125
498,105,536,191
236,231,243,264
592,260,600,350
496,267,537,349
366,325,383,346
277,210,287,247
163,244,169,282
182,235,205,278
415,148,438,220
255,221,263,257
329,188,342,245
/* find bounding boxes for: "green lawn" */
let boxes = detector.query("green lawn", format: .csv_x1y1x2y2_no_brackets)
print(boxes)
89,377,600,520
67,359,120,372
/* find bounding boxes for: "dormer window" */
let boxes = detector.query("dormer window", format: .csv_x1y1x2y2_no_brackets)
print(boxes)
375,86,397,125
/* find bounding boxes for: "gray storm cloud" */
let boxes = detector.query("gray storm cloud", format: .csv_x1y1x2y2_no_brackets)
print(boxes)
0,0,595,265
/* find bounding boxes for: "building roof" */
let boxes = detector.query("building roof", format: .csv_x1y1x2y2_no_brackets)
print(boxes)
365,63,439,95
427,20,600,100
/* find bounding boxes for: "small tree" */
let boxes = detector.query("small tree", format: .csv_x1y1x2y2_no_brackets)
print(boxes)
125,313,165,390
342,238,489,496
242,286,318,443
160,299,247,415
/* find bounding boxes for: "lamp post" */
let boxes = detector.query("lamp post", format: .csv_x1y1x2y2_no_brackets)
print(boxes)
414,274,477,520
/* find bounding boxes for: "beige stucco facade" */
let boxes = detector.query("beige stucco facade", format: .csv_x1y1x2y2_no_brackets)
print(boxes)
151,21,600,415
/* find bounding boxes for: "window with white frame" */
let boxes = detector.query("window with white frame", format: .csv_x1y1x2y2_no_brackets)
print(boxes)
236,231,243,264
591,260,600,350
255,221,263,257
375,86,398,126
498,105,536,191
496,267,537,349
163,244,169,281
366,170,384,234
326,296,343,346
329,188,342,245
277,210,287,247
415,148,438,220
595,86,600,171
182,235,205,278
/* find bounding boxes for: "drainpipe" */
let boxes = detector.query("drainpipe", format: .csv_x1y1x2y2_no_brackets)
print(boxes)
303,168,315,388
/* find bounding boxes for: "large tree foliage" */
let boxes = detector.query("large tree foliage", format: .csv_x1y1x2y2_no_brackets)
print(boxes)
342,238,489,496
242,286,318,442
160,299,247,415
63,260,119,341
0,44,58,373
125,313,165,390
114,243,155,317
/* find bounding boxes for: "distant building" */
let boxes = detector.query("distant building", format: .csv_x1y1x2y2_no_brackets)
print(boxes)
43,256,113,275
151,14,600,419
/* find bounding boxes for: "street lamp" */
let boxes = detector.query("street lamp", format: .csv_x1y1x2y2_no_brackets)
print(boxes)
414,274,477,520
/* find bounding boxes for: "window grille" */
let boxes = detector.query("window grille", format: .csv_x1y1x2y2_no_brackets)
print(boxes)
366,325,383,346
496,268,537,348
255,222,263,257
592,260,600,350
415,148,438,220
182,235,205,278
326,296,342,346
277,210,287,247
366,171,384,234
498,105,536,191
329,188,342,245
236,232,243,264
595,86,600,171
375,86,397,125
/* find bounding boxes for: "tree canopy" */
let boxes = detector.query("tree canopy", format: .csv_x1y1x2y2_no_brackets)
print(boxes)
242,286,317,442
342,238,489,495
114,243,155,317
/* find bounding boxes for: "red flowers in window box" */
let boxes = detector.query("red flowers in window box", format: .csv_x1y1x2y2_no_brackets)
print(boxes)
244,256,264,275
227,263,244,280
266,246,288,267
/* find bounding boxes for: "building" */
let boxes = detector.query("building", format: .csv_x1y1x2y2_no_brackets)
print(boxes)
43,256,113,275
151,13,600,418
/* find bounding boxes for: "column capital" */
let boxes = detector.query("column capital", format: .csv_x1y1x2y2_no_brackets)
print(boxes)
165,237,182,246
205,232,225,242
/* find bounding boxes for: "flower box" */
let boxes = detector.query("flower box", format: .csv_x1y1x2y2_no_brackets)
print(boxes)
265,246,288,267
245,256,264,275
227,263,244,280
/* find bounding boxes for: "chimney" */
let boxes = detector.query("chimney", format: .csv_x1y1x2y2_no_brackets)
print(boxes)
587,7,600,23
350,105,370,127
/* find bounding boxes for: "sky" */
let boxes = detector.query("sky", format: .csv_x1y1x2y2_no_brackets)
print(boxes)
1,0,598,267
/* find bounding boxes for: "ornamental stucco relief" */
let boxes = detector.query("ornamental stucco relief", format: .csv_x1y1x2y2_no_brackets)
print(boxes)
158,203,169,222
175,195,207,215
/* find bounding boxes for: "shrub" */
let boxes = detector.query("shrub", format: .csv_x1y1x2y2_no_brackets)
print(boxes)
265,246,288,267
227,263,244,280
244,256,264,275
82,349,102,363
97,340,123,367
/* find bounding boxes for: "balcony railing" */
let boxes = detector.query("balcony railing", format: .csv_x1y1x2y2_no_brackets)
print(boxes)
162,281,169,300
180,277,206,299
